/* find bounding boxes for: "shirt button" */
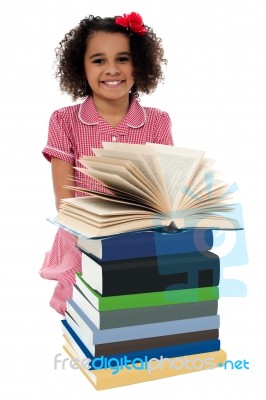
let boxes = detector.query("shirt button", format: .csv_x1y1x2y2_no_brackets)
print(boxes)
112,136,117,142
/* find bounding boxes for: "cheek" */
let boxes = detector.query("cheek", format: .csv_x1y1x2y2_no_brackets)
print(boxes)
85,68,97,83
128,65,134,78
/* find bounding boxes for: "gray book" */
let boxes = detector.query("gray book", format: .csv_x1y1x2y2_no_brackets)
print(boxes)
72,284,218,329
66,298,220,345
63,312,219,356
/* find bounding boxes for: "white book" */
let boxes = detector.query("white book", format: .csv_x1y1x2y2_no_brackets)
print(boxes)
54,143,242,238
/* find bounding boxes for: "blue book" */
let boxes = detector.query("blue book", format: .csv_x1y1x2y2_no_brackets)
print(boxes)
76,228,213,261
61,319,220,370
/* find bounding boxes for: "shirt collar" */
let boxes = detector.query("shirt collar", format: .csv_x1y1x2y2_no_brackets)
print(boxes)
78,96,146,128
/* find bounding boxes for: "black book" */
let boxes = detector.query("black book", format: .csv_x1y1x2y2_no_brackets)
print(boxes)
80,250,220,296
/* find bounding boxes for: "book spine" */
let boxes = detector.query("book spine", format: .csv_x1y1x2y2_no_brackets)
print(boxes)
92,300,218,330
68,299,220,344
93,229,213,261
62,317,221,360
82,251,220,296
62,347,227,390
94,329,219,357
76,273,219,311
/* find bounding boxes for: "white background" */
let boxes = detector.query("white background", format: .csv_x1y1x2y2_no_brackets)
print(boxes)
0,0,265,398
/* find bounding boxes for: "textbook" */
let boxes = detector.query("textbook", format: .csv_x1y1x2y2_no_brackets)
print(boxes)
80,250,220,296
75,273,219,311
61,319,220,368
76,228,214,261
63,343,227,390
64,310,219,356
72,284,218,329
65,299,220,344
54,142,242,238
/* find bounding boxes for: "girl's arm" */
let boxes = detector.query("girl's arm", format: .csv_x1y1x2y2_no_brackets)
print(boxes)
51,157,75,211
154,112,174,145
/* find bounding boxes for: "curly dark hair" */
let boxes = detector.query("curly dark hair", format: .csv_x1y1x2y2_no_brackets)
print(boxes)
54,14,167,101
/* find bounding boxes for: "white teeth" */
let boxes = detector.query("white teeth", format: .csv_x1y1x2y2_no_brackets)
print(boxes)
104,81,121,86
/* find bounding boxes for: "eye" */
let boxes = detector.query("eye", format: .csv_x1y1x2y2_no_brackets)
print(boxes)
92,58,105,64
117,56,130,63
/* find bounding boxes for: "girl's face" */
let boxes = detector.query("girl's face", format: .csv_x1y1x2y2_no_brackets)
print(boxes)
84,31,134,105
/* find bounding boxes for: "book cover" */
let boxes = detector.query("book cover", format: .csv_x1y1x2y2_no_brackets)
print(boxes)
76,228,214,261
61,319,220,368
66,299,220,344
72,284,218,329
81,250,220,296
63,344,227,390
75,273,219,311
65,309,219,356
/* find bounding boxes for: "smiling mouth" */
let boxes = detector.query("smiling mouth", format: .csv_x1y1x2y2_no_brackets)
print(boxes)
101,80,124,87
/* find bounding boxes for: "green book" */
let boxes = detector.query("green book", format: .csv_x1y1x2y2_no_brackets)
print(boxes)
75,273,219,311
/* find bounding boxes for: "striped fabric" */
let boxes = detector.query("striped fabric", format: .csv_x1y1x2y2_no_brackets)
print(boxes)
40,96,174,315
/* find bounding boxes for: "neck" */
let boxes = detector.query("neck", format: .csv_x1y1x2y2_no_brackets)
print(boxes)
93,96,131,128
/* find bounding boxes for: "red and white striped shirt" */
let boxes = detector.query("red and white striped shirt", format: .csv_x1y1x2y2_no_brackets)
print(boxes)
43,96,173,192
40,96,174,314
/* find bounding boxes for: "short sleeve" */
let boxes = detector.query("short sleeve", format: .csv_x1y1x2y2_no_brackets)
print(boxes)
42,109,75,164
153,111,174,145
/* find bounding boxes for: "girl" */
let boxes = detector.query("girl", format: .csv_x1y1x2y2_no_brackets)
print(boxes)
40,12,174,315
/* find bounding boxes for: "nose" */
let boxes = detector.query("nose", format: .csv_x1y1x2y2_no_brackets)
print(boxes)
104,61,121,76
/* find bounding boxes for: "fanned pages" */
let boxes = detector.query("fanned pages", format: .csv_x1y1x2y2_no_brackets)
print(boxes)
54,143,243,238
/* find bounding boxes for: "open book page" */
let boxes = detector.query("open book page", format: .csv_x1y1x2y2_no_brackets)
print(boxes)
186,171,222,203
59,197,155,217
79,156,160,199
63,185,161,213
172,213,241,230
181,159,216,199
194,191,229,210
74,166,165,212
59,209,151,227
59,197,144,215
77,157,166,210
180,178,231,209
96,143,171,211
59,201,152,224
146,143,205,210
55,198,242,239
52,143,243,237
56,196,173,237
92,148,157,188
178,157,235,211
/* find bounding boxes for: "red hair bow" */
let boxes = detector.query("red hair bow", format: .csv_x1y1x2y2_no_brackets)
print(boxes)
115,12,148,36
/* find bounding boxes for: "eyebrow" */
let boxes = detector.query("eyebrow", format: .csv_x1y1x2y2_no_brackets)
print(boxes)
89,51,131,60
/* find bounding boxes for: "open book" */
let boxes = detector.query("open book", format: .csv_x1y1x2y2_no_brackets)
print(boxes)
54,142,242,238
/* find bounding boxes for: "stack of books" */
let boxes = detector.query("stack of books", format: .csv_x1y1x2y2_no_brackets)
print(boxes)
61,228,227,389
51,143,242,389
